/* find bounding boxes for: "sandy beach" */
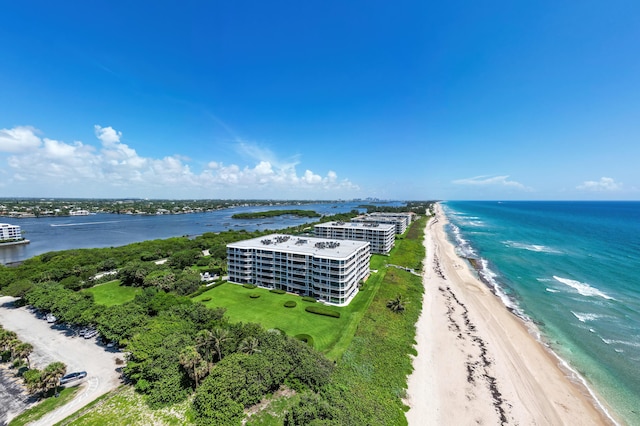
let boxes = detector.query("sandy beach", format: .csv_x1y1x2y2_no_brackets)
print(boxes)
405,203,615,425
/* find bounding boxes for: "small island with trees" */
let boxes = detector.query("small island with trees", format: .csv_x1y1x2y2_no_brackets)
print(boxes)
231,209,321,219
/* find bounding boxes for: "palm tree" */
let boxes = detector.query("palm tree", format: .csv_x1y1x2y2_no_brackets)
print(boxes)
211,327,230,362
0,329,18,352
7,338,21,363
13,342,33,368
179,346,208,388
42,362,66,396
195,329,215,363
238,337,261,355
386,294,406,313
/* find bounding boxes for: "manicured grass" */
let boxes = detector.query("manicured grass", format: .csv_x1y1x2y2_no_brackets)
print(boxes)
193,275,381,358
83,280,141,306
10,386,80,426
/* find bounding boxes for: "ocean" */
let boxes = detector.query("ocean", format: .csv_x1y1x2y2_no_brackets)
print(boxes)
443,201,640,425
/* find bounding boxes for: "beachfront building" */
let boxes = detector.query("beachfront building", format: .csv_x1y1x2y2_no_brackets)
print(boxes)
227,234,370,306
314,221,395,255
69,210,90,216
352,214,408,234
0,223,22,241
368,212,414,227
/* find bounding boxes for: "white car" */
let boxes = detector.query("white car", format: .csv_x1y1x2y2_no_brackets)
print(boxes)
60,371,87,385
84,329,98,339
46,314,57,323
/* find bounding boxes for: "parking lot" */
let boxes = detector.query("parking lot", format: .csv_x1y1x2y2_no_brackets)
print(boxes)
0,296,123,425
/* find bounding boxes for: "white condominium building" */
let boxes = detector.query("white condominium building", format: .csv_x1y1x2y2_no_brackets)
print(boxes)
314,221,395,255
368,212,414,226
352,214,408,234
227,234,370,306
0,223,22,241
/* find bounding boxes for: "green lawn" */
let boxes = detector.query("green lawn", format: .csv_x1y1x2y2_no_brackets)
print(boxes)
83,280,141,306
192,270,383,358
10,386,80,426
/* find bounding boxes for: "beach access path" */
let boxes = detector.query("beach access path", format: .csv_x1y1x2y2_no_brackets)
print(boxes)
404,204,614,425
0,297,122,425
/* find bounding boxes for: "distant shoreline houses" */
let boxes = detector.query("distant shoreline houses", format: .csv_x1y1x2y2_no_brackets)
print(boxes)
226,212,416,306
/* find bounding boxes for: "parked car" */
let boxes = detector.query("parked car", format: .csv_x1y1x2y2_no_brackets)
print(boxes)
60,371,87,385
46,313,57,323
84,329,98,339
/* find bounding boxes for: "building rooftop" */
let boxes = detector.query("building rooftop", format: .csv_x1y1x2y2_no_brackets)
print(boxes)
315,221,395,231
228,233,369,259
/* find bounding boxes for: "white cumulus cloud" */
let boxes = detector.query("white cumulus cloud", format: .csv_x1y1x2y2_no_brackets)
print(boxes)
452,175,529,190
0,125,359,198
0,126,42,153
577,177,622,192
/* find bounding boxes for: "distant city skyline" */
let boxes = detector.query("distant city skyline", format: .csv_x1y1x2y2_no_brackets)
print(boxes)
1,2,639,200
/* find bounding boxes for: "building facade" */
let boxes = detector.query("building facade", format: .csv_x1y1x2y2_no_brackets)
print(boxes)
0,223,22,241
314,221,395,254
352,214,408,234
227,234,370,306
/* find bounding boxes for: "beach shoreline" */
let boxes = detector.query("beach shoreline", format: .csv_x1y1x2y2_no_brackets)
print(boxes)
405,203,617,425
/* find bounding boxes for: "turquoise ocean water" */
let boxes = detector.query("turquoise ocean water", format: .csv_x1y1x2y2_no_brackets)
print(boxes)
443,201,640,425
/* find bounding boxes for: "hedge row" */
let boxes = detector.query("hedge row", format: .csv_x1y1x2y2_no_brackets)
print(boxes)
269,289,286,294
243,284,257,289
249,293,260,299
294,333,315,347
284,301,296,308
304,305,340,318
301,296,317,303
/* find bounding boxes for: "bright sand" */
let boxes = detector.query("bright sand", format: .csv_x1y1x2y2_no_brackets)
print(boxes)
405,204,615,425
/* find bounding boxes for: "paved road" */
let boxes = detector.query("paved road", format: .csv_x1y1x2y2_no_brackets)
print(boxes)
0,364,33,426
0,297,123,425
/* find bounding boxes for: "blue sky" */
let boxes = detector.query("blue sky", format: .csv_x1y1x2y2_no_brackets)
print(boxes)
1,1,639,200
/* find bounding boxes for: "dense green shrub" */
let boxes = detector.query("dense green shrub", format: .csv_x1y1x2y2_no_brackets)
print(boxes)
304,306,340,318
201,296,212,302
269,288,286,294
284,300,296,308
243,284,257,289
301,296,316,303
249,293,260,299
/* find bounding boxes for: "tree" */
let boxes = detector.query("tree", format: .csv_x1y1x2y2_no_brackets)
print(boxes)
238,337,261,355
144,269,176,292
196,329,215,363
119,261,152,287
386,294,406,313
179,346,209,389
211,327,231,362
42,362,66,396
173,270,201,296
13,342,33,368
167,249,202,270
0,329,18,352
23,368,44,394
